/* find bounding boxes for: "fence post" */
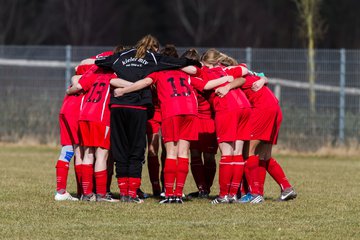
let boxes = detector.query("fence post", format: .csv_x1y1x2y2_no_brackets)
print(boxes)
274,83,281,103
246,47,252,70
339,48,346,145
65,45,72,90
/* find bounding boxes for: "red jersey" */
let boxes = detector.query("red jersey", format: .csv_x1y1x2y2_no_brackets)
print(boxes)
241,74,279,108
147,70,202,120
201,66,251,112
79,65,116,126
189,74,213,119
59,64,93,116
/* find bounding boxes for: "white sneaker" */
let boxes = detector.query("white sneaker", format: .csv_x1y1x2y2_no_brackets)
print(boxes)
55,192,79,201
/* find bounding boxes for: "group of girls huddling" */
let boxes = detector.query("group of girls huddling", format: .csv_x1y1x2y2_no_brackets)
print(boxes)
55,34,297,204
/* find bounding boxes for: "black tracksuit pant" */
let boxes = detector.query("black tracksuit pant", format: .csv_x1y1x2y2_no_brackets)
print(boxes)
110,107,147,178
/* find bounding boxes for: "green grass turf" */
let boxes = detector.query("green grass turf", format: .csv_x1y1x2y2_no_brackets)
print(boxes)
0,145,359,240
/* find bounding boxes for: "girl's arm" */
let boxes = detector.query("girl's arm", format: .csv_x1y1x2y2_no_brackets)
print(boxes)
203,75,234,90
181,66,197,75
71,75,82,85
114,77,153,97
251,76,268,92
215,77,246,97
110,78,134,88
66,82,83,95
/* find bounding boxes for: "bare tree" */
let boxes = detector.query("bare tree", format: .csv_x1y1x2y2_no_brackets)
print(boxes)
173,0,225,46
0,0,51,45
64,0,94,45
294,0,325,114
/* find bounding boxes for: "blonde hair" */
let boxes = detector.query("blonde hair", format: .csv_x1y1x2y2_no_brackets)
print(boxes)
135,34,160,59
218,53,238,67
201,48,222,66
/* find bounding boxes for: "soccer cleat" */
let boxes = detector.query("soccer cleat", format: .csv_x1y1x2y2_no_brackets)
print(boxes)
198,190,209,198
187,191,200,199
278,187,297,201
249,194,264,204
187,190,209,199
239,193,253,203
174,197,184,204
119,195,129,202
96,194,119,203
211,195,229,204
159,197,175,204
160,192,166,199
227,195,238,203
81,193,96,202
55,192,79,201
128,196,144,204
137,188,149,199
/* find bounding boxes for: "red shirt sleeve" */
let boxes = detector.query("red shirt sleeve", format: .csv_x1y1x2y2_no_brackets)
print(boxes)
190,76,207,92
147,72,159,84
224,65,243,78
78,65,98,91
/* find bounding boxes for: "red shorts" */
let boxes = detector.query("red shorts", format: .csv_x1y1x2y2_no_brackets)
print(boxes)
215,108,251,143
249,106,282,144
79,121,110,149
59,114,79,145
146,110,161,135
161,115,199,143
190,118,218,154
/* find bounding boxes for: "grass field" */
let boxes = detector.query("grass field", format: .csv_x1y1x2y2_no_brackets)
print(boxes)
0,145,359,240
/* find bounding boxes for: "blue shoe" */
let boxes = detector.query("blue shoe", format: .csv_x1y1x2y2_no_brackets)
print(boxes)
239,193,253,203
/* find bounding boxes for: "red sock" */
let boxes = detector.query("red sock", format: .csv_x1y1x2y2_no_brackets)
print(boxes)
56,160,69,193
128,177,141,198
190,156,206,191
257,161,267,195
219,155,233,197
147,156,161,193
164,158,177,197
245,155,260,194
74,164,83,196
229,155,245,196
175,157,189,197
204,158,216,193
117,177,129,196
82,164,94,196
266,158,292,190
95,170,107,196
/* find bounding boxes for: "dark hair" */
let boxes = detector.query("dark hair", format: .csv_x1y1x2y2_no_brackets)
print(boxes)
113,44,126,53
181,48,200,61
160,44,178,58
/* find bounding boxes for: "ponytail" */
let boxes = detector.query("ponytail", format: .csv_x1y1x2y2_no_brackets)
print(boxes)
135,34,160,58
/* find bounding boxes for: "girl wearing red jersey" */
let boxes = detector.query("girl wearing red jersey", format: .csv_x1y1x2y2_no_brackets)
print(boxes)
200,49,251,204
146,86,167,197
112,46,233,203
182,49,218,199
55,61,94,201
216,69,297,203
66,51,119,202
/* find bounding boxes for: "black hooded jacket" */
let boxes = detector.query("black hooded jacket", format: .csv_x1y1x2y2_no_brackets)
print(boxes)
95,48,200,107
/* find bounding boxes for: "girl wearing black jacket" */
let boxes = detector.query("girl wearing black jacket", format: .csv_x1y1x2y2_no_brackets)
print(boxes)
95,35,199,203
